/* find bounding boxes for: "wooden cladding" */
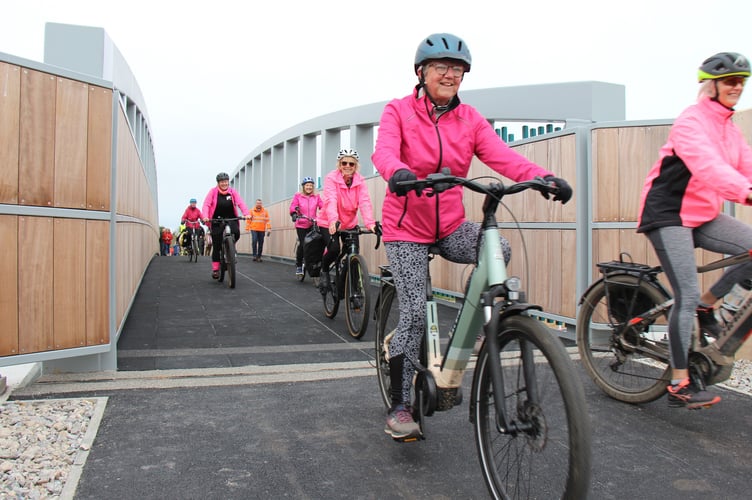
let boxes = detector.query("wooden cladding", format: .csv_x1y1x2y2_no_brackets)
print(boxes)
0,62,112,210
1,215,109,355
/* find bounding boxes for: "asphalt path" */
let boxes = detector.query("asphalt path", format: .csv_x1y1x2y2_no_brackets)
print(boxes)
11,254,752,499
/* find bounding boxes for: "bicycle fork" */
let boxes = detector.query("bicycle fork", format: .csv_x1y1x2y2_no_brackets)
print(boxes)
481,291,536,435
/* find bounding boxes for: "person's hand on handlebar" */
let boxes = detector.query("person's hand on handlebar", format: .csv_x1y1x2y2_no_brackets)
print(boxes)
388,168,418,197
542,175,573,204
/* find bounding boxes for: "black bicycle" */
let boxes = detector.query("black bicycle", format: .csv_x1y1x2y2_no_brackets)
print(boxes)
207,217,243,289
183,222,201,263
321,223,381,339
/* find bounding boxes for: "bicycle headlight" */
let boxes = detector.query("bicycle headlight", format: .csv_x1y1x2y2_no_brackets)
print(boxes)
505,277,521,300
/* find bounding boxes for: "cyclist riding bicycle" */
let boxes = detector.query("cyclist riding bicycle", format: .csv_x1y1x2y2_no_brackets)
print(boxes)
290,176,323,276
637,52,752,409
181,197,204,250
371,32,572,440
201,172,250,279
318,148,377,293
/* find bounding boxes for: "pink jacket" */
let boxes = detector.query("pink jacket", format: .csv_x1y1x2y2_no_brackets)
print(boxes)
201,187,249,228
372,88,554,243
289,192,323,229
638,95,752,233
181,206,203,229
318,169,375,230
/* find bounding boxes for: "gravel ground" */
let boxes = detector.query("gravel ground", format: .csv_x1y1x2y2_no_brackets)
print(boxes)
0,398,106,500
1,361,750,499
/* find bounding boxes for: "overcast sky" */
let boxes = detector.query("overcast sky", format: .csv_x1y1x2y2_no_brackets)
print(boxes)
2,0,751,228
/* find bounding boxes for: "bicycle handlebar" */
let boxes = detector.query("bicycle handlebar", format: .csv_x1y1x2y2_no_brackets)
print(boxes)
296,214,382,250
396,169,561,200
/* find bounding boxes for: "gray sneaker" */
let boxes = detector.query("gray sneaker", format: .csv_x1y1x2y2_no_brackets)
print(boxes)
385,404,421,441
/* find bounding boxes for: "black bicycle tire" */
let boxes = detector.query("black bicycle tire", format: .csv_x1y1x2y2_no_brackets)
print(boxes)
344,254,371,339
577,274,671,403
323,273,339,318
294,241,305,282
472,315,592,500
191,237,199,263
225,236,236,289
375,284,398,408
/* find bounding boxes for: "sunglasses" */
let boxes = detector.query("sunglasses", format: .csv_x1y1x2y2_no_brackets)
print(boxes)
720,76,747,87
340,161,356,167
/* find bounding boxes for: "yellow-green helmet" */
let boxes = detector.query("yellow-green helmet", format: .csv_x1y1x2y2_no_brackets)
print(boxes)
698,52,751,82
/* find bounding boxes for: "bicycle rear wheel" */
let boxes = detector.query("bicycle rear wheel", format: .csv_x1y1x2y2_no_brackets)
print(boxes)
323,267,339,318
224,236,237,289
472,315,591,500
345,254,371,339
375,282,400,408
577,274,670,403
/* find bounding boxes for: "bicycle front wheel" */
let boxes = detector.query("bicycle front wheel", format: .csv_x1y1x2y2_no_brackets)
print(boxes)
375,282,400,408
294,242,305,282
191,238,199,262
345,254,371,339
473,315,591,500
224,237,237,289
323,268,339,319
577,275,671,403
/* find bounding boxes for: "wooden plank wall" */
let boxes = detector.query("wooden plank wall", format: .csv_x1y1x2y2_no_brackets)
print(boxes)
0,59,158,359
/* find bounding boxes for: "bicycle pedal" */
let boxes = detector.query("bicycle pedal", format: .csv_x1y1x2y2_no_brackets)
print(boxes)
391,434,424,443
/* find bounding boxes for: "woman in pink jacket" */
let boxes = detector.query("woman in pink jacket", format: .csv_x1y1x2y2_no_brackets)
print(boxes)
289,176,323,276
637,52,752,410
317,149,376,293
372,33,572,441
201,172,250,280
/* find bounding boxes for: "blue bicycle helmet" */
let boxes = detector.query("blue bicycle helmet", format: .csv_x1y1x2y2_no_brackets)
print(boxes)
189,198,197,203
301,176,315,186
414,33,472,75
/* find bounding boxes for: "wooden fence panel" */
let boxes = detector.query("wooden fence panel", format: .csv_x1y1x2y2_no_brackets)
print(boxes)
0,216,18,355
0,62,20,204
18,216,54,354
54,78,88,209
19,69,56,207
87,87,112,210
53,218,86,348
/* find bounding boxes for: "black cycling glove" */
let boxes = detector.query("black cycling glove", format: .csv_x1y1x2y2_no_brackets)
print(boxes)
388,168,417,197
543,175,573,204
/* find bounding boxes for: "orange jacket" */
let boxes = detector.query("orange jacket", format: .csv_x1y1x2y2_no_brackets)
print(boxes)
246,207,271,232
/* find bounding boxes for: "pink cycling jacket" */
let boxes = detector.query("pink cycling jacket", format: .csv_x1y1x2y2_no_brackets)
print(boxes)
318,169,375,230
372,88,554,243
181,206,203,229
201,187,249,228
289,192,323,229
638,95,752,233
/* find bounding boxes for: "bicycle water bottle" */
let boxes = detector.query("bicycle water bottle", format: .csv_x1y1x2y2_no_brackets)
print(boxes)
719,279,752,324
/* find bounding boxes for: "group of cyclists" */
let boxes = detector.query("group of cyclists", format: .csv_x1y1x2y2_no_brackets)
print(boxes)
184,32,752,440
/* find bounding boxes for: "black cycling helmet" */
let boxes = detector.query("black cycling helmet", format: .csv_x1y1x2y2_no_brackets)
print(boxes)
698,52,751,81
414,33,472,75
216,172,230,182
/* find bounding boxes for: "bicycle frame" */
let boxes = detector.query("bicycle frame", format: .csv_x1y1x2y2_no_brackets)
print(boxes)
420,187,543,432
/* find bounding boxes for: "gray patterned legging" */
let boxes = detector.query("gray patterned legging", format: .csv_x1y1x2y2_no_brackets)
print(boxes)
385,221,512,403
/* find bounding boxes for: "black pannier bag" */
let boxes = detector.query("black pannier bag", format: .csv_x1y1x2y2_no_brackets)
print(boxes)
303,227,325,277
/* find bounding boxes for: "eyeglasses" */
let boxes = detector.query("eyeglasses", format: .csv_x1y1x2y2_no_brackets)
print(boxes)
340,161,357,167
720,76,747,87
429,63,465,77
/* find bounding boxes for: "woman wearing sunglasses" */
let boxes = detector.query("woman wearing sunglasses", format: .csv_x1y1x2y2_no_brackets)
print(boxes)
317,148,376,293
638,52,752,410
